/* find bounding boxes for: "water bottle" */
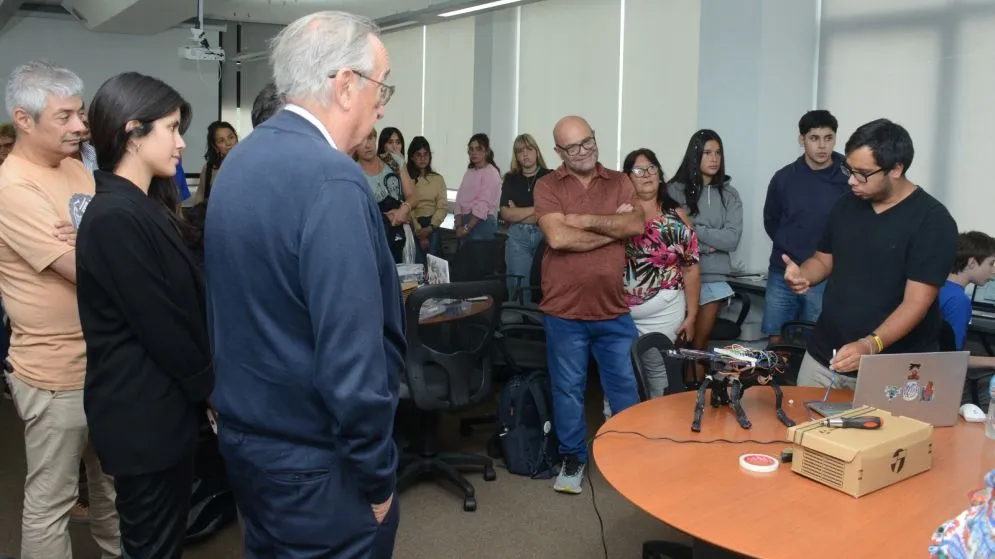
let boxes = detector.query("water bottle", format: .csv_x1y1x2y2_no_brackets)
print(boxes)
986,376,995,440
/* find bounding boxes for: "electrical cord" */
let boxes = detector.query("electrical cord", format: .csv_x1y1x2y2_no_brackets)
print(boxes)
585,429,792,559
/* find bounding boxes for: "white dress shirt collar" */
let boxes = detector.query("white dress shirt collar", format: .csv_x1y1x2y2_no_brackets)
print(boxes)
284,104,338,151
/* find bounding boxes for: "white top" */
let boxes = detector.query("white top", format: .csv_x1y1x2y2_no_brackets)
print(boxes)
283,104,338,151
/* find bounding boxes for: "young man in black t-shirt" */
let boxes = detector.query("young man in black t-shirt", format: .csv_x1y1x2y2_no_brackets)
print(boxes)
781,118,958,388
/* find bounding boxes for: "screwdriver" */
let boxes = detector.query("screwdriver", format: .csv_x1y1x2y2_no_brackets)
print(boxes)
822,416,882,429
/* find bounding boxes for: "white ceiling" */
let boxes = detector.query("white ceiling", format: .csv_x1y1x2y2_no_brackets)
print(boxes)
203,0,456,26
17,0,523,31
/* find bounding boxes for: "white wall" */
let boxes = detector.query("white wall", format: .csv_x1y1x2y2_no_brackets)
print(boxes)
380,26,425,145
819,0,995,235
621,0,701,175
697,0,820,274
518,0,622,168
423,17,476,191
0,15,221,174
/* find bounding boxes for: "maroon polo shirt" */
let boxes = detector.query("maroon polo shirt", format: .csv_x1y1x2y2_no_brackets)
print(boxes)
534,163,635,320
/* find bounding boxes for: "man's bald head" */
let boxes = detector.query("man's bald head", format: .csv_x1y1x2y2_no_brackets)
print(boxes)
553,115,592,147
552,115,598,175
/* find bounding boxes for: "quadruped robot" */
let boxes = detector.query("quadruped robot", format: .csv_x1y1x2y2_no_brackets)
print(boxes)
665,346,796,432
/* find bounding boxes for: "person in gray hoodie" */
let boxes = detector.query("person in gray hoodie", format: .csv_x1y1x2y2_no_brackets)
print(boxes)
667,129,743,382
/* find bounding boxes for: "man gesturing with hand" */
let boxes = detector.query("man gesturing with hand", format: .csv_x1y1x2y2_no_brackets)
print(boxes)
785,119,957,389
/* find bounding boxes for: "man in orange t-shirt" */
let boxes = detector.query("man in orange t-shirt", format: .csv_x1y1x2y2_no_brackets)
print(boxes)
0,60,119,559
534,115,646,495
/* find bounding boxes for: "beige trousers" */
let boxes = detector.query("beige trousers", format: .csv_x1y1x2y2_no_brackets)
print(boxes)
6,373,121,559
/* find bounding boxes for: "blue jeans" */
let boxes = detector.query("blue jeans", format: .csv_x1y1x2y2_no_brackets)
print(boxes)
762,267,826,336
458,213,498,241
505,223,544,301
414,230,440,264
544,313,640,463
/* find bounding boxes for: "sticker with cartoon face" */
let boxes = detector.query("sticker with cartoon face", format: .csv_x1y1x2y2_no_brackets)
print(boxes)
885,385,901,401
68,193,93,230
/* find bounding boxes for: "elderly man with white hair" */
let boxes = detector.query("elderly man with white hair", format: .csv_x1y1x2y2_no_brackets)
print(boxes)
0,60,120,559
203,11,402,558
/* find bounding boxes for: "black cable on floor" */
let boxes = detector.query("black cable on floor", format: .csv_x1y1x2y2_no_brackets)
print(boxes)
585,430,792,558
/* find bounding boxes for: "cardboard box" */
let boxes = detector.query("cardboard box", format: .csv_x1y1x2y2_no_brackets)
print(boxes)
786,405,933,497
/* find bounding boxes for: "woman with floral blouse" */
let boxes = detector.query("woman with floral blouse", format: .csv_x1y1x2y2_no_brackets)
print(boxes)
622,148,701,399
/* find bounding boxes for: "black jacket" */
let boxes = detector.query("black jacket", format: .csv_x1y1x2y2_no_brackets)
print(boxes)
76,171,214,477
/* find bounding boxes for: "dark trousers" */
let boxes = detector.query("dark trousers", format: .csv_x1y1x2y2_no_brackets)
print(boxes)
217,424,399,559
114,452,195,559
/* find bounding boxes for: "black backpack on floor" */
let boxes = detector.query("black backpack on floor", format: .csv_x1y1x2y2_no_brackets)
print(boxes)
496,371,560,479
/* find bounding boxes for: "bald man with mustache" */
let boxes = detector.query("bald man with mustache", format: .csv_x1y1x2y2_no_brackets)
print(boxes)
533,115,644,494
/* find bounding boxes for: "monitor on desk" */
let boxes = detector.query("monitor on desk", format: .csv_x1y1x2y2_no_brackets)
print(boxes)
971,280,995,312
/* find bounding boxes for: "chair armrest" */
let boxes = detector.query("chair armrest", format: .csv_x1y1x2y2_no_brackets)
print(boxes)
500,305,545,327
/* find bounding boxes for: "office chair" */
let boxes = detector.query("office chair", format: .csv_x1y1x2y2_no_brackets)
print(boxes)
449,238,506,283
630,333,694,559
942,320,990,406
780,320,816,346
630,332,690,399
764,344,805,386
710,292,751,341
398,280,504,512
509,238,547,305
459,304,547,439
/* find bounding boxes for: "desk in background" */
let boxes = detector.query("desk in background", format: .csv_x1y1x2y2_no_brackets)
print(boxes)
594,387,995,559
727,273,767,295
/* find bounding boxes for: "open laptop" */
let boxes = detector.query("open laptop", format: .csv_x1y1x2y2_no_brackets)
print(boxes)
806,351,969,426
971,281,995,320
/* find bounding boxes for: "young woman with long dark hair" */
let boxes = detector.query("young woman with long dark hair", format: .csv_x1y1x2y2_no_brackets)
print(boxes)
454,132,501,241
667,130,743,383
75,72,214,558
406,135,448,262
191,120,238,204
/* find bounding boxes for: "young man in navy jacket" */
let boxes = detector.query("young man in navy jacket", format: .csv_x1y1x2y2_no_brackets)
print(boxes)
762,110,849,343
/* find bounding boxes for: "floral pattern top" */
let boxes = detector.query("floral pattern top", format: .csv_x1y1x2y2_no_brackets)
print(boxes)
624,210,699,306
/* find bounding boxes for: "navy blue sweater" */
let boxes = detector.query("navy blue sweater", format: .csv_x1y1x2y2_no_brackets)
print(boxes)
203,110,405,504
763,153,849,271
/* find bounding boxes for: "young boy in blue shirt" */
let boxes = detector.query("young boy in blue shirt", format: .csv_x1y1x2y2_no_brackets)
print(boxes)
941,231,995,407
941,231,995,350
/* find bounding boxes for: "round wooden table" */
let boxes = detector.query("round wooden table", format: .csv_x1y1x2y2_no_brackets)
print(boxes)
593,386,995,559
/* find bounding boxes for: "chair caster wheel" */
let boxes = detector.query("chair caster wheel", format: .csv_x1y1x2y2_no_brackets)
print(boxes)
459,424,473,437
463,497,477,512
483,467,496,481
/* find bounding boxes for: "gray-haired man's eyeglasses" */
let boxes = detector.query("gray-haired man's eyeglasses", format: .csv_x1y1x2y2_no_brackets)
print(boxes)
329,70,395,107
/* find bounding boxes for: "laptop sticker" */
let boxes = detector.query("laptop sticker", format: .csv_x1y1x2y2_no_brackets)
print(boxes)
885,385,901,401
903,363,922,401
884,363,934,403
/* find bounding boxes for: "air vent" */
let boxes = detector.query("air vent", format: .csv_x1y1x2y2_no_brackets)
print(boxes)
799,448,846,488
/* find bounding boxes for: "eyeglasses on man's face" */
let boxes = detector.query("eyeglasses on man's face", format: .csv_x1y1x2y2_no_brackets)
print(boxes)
557,135,597,157
631,165,659,178
840,164,886,183
329,70,395,107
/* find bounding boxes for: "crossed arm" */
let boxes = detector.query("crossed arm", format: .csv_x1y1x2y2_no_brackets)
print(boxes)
539,204,645,252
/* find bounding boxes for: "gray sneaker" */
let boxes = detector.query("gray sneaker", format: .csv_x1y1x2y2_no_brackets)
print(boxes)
553,456,585,494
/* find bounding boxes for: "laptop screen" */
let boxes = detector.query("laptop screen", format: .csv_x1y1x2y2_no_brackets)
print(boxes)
972,281,995,311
